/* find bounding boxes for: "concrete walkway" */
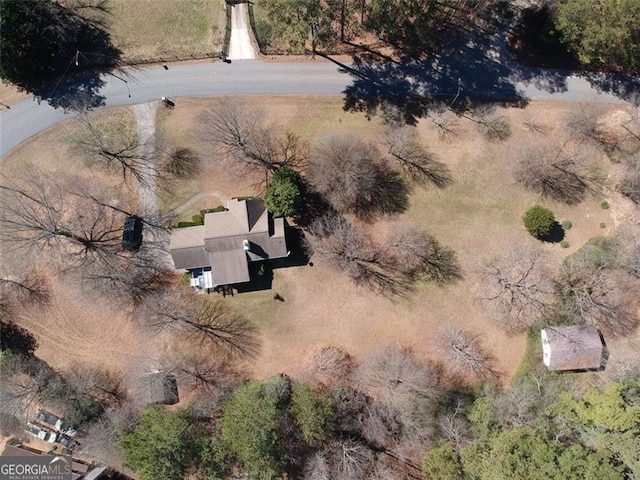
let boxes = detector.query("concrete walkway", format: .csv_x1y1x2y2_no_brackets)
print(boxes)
227,2,256,60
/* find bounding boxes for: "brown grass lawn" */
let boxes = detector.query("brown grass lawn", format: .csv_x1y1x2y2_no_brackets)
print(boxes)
2,97,636,387
108,0,226,60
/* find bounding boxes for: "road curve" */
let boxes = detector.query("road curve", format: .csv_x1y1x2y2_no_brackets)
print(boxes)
0,60,631,158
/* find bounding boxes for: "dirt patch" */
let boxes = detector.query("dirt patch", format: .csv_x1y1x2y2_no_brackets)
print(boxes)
0,82,29,108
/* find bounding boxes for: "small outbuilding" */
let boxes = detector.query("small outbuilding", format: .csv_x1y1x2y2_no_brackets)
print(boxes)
541,325,604,371
140,371,179,406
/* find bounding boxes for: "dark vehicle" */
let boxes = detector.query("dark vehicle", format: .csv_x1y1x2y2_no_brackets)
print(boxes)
122,216,143,251
161,96,175,108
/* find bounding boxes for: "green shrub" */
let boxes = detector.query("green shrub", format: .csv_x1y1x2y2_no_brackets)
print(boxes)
560,240,570,248
561,220,572,230
191,214,204,225
523,206,556,238
265,167,303,217
176,221,199,228
200,206,226,217
600,200,610,209
600,222,606,228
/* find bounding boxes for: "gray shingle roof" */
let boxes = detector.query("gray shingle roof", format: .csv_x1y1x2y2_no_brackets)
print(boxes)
169,199,288,286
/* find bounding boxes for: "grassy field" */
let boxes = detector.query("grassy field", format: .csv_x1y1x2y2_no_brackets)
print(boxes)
108,0,227,60
152,96,631,380
3,96,636,386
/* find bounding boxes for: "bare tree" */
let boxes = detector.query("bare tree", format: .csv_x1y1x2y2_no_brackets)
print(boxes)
513,142,599,203
619,153,640,204
302,345,355,387
436,398,471,450
557,265,640,336
0,353,43,422
65,363,125,406
139,289,259,357
465,104,511,142
329,440,375,480
305,214,406,294
433,326,497,379
383,126,452,187
565,103,603,144
79,404,139,464
196,98,306,176
380,220,461,284
357,346,440,403
308,132,408,218
426,102,460,141
157,342,244,400
477,247,555,334
67,110,158,187
0,171,123,268
303,450,331,480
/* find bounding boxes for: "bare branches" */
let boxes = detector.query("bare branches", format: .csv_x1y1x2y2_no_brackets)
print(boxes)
308,132,409,219
381,220,462,284
477,247,555,334
139,290,259,358
302,345,355,387
357,346,440,403
0,170,123,265
305,214,407,294
68,110,158,187
384,126,452,188
557,266,640,336
196,98,307,176
513,142,600,204
433,326,498,379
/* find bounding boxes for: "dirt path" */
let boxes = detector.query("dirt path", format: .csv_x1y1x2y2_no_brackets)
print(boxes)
168,189,231,217
132,102,160,218
227,2,256,60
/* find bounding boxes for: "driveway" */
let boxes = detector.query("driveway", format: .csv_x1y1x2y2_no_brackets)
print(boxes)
227,2,256,60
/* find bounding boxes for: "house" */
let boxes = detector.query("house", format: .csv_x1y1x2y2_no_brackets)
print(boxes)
1,443,110,480
541,325,605,371
169,198,287,287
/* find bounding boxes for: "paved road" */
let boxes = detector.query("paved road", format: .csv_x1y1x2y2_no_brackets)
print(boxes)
0,60,632,158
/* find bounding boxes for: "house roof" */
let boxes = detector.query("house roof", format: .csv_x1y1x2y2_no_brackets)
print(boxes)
541,325,604,371
169,199,288,286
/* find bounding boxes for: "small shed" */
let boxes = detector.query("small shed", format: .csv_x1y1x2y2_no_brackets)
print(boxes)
140,371,179,405
541,325,604,371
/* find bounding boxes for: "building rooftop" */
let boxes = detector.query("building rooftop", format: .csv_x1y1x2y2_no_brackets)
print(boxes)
169,199,287,286
541,325,604,371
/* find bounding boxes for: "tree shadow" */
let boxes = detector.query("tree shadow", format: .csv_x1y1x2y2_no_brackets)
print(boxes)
325,2,637,127
0,320,38,356
295,183,337,228
413,239,463,285
270,226,310,268
539,222,565,243
354,168,411,221
2,0,121,110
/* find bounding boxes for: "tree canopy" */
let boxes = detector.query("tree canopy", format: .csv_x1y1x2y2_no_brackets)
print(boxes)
0,0,120,106
555,0,640,73
121,406,194,480
264,166,304,217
